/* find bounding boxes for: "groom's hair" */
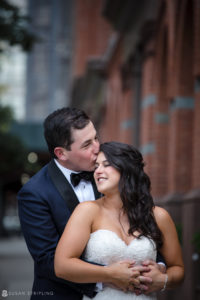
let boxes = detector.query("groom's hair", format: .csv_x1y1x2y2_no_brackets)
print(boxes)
44,107,90,158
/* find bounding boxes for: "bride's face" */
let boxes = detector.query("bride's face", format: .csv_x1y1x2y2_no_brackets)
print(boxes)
94,152,120,194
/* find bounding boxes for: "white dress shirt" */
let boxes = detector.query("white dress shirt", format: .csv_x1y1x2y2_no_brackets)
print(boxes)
54,159,95,202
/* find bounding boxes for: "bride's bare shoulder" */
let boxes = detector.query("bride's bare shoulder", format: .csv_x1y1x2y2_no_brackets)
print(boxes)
153,206,170,218
153,205,173,227
75,198,103,214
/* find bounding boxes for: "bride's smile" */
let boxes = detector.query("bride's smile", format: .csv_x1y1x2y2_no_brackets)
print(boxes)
94,152,120,194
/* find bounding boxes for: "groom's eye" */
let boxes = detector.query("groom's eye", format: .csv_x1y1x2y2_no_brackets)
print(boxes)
82,141,91,149
83,144,90,148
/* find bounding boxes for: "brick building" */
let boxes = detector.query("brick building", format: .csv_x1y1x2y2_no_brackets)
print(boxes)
70,0,200,299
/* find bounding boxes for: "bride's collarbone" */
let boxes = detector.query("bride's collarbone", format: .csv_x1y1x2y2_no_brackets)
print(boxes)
91,210,141,244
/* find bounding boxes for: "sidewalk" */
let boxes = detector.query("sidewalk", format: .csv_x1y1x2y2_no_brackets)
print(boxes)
0,236,34,300
0,236,30,256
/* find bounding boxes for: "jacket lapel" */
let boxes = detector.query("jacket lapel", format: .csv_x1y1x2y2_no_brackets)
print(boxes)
48,160,79,213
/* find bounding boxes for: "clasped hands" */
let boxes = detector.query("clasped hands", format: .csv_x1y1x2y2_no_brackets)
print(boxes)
107,259,166,295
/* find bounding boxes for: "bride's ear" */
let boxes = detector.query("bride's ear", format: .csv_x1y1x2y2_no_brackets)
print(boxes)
54,147,69,161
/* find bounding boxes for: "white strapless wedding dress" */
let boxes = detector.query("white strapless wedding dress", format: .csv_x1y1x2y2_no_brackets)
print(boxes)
83,229,157,300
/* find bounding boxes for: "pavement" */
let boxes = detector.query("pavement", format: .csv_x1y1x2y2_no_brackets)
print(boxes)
0,236,34,300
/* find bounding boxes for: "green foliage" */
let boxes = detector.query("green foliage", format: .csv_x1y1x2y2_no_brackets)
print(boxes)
192,232,200,253
0,0,40,178
0,105,27,175
0,105,13,132
24,160,41,174
0,105,41,177
0,0,38,52
0,131,27,174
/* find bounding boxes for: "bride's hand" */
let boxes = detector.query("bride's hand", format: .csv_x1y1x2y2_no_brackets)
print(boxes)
106,260,151,292
106,260,139,291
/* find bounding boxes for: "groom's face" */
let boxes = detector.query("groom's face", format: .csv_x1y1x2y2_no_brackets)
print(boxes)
63,121,100,172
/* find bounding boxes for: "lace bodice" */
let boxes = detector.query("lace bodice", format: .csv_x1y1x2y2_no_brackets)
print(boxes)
83,229,157,300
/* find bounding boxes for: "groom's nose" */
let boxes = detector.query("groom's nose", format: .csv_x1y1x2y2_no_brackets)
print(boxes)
93,140,100,154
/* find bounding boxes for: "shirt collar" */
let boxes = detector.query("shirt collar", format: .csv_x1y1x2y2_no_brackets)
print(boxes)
54,159,79,184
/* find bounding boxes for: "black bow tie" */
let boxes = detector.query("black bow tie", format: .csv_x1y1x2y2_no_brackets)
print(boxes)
70,171,94,187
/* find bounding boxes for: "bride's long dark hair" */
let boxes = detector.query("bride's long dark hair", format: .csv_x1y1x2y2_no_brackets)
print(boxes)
100,141,163,249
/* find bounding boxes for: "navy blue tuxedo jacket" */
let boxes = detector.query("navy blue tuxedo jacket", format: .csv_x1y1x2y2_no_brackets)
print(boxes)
18,160,100,300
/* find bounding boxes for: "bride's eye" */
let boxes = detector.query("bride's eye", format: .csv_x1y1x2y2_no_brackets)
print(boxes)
104,163,111,167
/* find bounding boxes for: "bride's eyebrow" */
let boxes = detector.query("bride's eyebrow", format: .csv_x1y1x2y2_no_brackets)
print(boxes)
95,159,108,165
103,159,109,163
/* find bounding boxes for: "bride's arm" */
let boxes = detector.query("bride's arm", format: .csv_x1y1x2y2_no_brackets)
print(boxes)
54,202,140,289
153,206,184,290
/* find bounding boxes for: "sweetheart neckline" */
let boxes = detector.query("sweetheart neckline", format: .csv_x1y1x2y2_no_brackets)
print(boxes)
90,229,147,247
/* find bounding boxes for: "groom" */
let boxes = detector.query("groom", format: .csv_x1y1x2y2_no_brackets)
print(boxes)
18,107,165,299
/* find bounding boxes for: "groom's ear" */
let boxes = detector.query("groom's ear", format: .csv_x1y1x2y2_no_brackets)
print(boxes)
54,147,69,161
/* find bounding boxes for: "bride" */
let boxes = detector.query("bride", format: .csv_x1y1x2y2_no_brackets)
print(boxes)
54,142,184,299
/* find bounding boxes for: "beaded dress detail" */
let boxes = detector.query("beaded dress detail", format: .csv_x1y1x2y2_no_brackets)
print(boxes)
83,229,157,300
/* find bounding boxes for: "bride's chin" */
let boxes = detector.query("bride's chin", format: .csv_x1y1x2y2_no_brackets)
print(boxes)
97,187,105,194
97,186,107,194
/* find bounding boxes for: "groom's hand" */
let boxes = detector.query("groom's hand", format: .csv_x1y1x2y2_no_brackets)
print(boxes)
127,265,152,294
106,260,151,292
141,260,167,294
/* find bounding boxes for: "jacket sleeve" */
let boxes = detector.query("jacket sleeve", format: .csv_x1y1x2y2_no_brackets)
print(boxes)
17,187,97,298
156,251,166,266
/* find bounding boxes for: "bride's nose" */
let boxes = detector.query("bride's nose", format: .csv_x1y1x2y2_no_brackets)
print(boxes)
94,164,103,174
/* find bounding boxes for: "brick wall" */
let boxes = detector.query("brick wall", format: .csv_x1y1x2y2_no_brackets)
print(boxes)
99,38,134,144
72,0,112,77
71,0,200,197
